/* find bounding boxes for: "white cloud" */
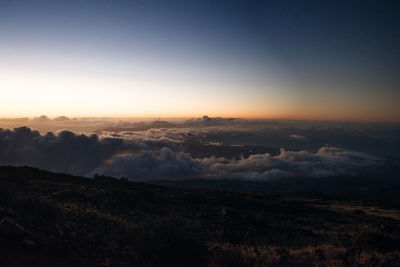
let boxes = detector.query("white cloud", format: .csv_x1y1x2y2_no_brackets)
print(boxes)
0,127,382,181
289,134,307,141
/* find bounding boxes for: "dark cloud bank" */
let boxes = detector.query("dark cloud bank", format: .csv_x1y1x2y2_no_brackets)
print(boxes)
0,127,382,181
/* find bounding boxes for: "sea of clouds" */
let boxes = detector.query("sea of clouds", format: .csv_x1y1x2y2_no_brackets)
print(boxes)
0,123,385,181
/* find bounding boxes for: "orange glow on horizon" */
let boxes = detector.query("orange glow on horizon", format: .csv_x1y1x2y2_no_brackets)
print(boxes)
0,111,399,123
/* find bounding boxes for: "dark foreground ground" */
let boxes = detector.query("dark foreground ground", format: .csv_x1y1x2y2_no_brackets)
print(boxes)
0,166,399,266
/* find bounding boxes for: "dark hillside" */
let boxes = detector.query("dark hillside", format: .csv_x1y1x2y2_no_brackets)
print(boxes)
0,166,399,266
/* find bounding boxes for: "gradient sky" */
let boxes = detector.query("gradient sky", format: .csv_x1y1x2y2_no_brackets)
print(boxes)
1,0,399,121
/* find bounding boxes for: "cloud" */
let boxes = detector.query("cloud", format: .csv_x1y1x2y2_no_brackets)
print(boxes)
103,120,177,132
0,127,382,181
289,134,306,141
92,148,204,179
102,116,242,133
5,116,397,158
94,146,381,181
53,116,71,121
32,115,50,123
0,127,169,175
183,115,239,127
200,146,381,180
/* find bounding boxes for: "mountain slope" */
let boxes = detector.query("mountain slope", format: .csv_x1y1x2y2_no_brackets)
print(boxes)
0,166,399,266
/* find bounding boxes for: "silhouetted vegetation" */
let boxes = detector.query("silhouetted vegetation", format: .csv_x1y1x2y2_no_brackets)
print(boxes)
0,166,399,266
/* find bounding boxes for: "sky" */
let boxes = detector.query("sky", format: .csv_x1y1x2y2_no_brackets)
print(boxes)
0,0,399,121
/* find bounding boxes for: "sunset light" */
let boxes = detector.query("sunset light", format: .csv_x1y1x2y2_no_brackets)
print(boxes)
1,1,399,266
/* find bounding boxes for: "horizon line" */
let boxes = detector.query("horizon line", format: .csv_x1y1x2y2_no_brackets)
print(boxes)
0,114,399,123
